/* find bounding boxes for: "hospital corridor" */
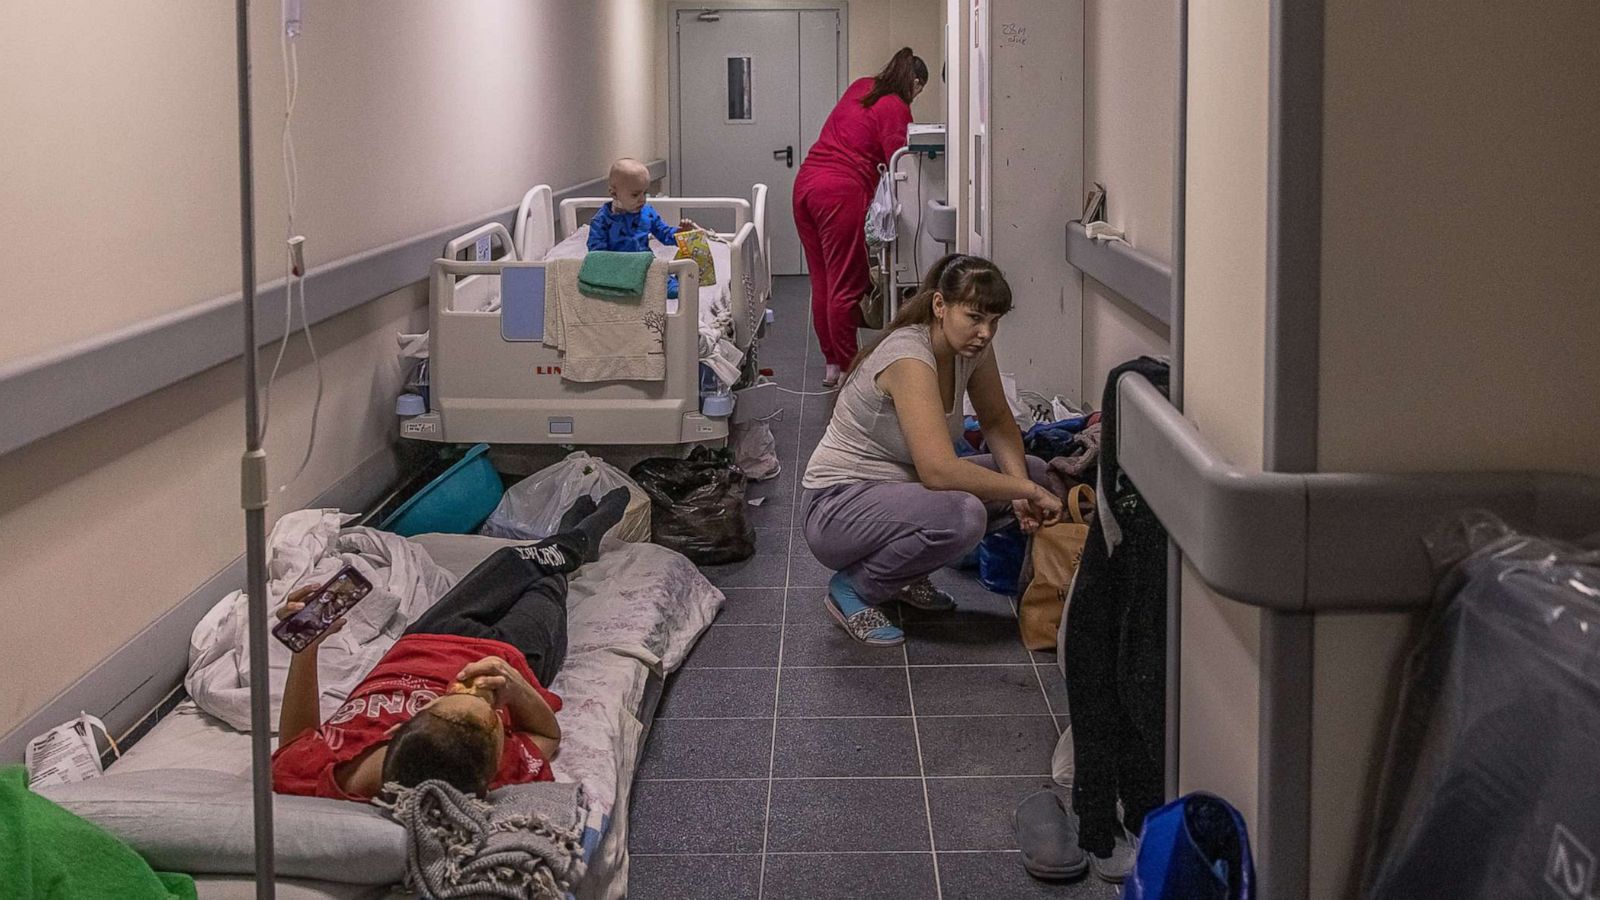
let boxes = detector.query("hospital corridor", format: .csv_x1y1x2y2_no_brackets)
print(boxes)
1,2,1597,900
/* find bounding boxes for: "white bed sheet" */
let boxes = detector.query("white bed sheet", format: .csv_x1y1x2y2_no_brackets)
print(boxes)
111,533,724,900
544,225,734,332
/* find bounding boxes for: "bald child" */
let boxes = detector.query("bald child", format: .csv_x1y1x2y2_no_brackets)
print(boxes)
587,158,701,297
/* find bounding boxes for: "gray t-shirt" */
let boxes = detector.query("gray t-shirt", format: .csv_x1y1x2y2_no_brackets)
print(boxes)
803,325,987,489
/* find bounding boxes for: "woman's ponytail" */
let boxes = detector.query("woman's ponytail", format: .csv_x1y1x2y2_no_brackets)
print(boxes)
862,47,929,108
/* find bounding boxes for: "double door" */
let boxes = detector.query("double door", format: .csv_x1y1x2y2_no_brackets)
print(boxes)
674,8,844,275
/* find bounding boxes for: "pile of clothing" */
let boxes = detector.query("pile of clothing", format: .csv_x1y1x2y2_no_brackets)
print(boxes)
958,412,1104,496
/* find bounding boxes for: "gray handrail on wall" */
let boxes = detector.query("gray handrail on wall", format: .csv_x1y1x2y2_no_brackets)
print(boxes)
1116,372,1600,610
1066,221,1173,328
0,159,668,460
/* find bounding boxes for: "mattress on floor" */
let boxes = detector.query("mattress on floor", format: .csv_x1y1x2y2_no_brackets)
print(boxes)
50,533,723,900
187,877,403,900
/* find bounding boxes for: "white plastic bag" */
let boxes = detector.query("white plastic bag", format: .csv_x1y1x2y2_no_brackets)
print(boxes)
963,371,1036,431
480,451,651,543
730,421,781,482
865,165,898,247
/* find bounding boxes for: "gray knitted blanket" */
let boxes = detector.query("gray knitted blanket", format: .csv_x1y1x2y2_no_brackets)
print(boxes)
382,779,586,899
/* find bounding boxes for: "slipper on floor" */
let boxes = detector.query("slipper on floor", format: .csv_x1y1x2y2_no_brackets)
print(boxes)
1013,789,1089,881
822,593,904,646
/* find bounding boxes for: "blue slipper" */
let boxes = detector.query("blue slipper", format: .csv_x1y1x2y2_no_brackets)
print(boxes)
822,593,904,646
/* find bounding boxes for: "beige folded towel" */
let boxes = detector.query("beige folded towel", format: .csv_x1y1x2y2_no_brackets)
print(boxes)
543,257,668,382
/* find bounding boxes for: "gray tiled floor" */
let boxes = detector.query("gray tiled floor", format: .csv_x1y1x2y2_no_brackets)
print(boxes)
629,277,1115,899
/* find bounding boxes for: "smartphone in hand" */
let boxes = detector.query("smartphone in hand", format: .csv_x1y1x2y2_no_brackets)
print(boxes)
271,566,374,652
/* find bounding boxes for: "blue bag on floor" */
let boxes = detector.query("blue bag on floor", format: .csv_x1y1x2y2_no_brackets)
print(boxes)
1123,792,1256,900
976,523,1026,595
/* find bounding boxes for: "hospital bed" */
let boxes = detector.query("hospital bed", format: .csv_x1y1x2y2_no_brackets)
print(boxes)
513,183,772,347
40,528,725,900
398,186,770,447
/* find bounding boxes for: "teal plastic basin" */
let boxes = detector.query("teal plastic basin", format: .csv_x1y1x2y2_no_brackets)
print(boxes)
380,443,502,536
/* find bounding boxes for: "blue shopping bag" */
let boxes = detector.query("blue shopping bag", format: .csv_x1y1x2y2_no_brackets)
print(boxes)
976,523,1026,595
1124,792,1255,900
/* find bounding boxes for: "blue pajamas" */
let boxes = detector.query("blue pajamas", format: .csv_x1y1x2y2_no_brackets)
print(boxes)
588,202,680,297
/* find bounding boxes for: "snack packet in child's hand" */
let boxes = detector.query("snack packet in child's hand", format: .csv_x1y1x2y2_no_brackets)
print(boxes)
673,229,717,286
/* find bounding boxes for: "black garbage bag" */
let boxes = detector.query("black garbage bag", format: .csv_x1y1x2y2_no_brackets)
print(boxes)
629,447,756,565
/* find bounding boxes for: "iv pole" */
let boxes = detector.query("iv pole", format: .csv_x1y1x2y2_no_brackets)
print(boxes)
232,0,278,897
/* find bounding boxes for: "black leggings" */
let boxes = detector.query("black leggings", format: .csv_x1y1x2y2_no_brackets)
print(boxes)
404,535,581,687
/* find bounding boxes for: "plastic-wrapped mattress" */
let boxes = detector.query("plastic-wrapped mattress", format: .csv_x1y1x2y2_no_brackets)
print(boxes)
1366,516,1600,899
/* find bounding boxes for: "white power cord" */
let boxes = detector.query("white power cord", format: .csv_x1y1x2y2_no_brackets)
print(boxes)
259,18,324,494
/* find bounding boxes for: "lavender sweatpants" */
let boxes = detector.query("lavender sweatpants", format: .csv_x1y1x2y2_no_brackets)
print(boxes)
801,454,1051,603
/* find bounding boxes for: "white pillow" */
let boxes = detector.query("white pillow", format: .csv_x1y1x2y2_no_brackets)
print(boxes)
38,769,405,885
543,227,591,261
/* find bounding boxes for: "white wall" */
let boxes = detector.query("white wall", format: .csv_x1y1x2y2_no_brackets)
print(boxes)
1176,0,1272,833
849,0,947,118
988,0,1084,399
1308,1,1600,894
1079,0,1175,404
946,0,968,248
1,1,658,366
1081,282,1170,404
0,0,660,738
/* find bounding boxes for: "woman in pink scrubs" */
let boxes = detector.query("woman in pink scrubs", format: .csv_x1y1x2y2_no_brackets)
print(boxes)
793,48,928,387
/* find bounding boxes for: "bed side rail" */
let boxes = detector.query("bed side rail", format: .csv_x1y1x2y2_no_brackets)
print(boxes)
444,222,517,262
428,257,702,327
752,183,769,260
512,185,555,261
727,221,768,349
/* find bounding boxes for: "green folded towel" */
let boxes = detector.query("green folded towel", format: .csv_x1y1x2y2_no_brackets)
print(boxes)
0,765,197,899
578,250,655,299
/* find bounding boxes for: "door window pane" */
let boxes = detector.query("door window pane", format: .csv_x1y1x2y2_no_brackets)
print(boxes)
727,56,753,121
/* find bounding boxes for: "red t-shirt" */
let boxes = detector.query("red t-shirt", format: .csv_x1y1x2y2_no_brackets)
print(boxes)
271,633,562,801
798,77,915,195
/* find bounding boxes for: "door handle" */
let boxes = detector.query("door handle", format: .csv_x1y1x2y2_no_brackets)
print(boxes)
773,146,794,168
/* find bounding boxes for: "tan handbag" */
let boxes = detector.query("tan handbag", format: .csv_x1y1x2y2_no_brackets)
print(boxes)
1018,484,1095,651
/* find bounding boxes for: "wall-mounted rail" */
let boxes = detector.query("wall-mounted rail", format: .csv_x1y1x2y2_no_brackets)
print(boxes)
1117,371,1600,611
1066,222,1174,328
0,160,667,460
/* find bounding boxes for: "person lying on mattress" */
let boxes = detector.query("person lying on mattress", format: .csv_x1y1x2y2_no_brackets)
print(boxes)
271,489,629,802
588,157,702,298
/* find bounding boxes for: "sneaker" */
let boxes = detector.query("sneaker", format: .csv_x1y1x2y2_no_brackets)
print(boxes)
895,577,957,611
1088,830,1139,884
822,363,842,388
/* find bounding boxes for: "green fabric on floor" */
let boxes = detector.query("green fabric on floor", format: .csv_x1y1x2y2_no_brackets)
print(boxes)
578,250,654,299
0,765,197,900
